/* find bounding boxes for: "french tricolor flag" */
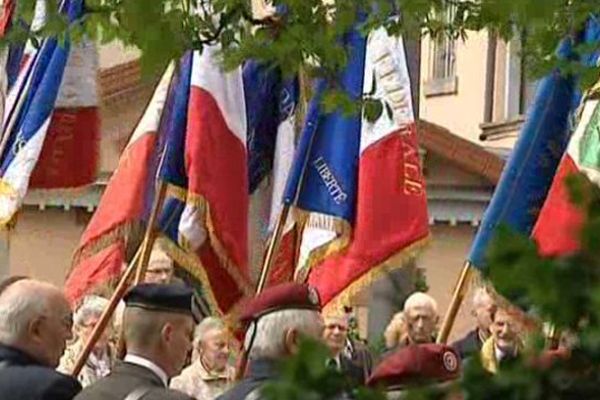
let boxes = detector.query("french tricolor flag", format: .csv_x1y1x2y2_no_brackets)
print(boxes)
66,64,175,304
0,0,99,226
284,22,430,309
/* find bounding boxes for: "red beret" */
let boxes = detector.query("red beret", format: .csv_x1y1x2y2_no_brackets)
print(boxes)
367,344,461,389
238,283,321,327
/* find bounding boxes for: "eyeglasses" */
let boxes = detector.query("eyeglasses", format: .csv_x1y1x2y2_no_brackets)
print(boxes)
325,323,348,332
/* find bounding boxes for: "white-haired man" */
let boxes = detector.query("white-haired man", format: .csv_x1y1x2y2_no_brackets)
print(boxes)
400,292,439,347
171,317,235,399
217,283,323,400
59,295,114,387
452,287,497,359
0,277,81,400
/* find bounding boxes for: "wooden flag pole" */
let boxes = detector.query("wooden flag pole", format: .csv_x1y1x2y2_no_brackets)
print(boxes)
71,247,142,376
255,204,290,294
234,204,291,381
134,180,168,284
436,261,473,344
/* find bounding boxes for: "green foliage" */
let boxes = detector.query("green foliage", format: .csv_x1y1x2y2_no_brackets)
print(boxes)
260,338,371,400
8,0,600,113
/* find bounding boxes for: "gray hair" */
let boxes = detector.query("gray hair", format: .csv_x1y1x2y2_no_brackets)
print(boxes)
194,317,225,348
472,287,494,309
246,309,322,359
403,292,438,315
192,317,226,361
74,295,109,327
0,280,51,344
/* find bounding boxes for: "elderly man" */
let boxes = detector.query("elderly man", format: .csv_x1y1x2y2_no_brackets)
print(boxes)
59,295,114,387
480,306,522,374
217,283,323,400
0,277,81,400
171,317,235,399
452,287,496,359
367,343,461,398
75,283,196,400
322,309,372,387
396,292,438,347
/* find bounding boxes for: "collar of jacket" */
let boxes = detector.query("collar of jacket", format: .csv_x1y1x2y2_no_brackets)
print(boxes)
245,358,281,381
0,343,44,367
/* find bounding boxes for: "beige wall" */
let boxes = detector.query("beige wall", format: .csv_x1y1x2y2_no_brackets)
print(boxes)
365,224,480,343
9,208,85,286
420,31,489,144
99,86,155,174
417,224,478,341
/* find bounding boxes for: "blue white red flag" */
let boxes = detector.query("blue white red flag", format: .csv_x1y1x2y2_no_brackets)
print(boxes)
468,24,600,268
0,0,99,226
284,23,430,309
66,63,175,304
67,48,298,313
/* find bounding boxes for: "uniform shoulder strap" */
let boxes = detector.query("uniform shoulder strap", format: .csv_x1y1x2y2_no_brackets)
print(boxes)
124,386,152,400
245,388,262,400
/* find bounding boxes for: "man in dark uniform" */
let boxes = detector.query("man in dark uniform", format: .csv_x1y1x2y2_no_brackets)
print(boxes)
218,282,324,400
75,283,198,400
367,343,461,398
322,309,373,387
452,287,496,359
0,277,82,400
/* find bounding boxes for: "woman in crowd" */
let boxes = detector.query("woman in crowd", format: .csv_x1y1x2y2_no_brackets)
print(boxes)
171,317,235,399
58,295,114,387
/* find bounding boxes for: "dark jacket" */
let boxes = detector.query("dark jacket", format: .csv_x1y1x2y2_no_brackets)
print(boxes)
0,343,81,400
74,361,192,400
216,358,278,400
452,329,484,360
339,339,373,387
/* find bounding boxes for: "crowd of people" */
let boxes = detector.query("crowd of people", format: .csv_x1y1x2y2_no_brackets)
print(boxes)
0,247,560,400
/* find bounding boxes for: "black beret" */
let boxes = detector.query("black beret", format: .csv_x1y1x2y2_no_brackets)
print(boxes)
124,283,199,321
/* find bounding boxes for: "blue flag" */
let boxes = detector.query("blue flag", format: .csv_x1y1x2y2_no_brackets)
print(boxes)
468,21,600,269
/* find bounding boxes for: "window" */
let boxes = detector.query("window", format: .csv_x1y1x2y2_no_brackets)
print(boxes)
505,35,538,119
424,4,458,96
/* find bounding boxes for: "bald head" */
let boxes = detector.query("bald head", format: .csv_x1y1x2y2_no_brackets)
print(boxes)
403,292,439,344
0,279,72,367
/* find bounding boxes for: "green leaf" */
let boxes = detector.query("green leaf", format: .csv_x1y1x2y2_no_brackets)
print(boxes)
363,98,383,122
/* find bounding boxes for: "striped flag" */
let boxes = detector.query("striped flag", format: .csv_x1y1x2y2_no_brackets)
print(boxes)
67,49,298,313
66,63,176,304
468,20,600,268
533,19,600,255
284,22,430,310
532,93,600,256
0,0,99,226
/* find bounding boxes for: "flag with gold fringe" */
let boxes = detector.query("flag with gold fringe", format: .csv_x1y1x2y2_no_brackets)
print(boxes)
283,22,429,311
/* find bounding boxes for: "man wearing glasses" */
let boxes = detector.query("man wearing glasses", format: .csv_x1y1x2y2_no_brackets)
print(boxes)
0,277,81,400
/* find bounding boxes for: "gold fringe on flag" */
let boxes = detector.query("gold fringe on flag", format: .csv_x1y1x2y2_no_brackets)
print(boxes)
292,208,352,282
321,235,431,315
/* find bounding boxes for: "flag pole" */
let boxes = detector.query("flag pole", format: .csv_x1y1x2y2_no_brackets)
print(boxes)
133,179,168,284
255,204,291,294
436,261,473,344
70,246,143,377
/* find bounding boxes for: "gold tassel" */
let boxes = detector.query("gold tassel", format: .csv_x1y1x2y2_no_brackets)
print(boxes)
322,236,431,314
